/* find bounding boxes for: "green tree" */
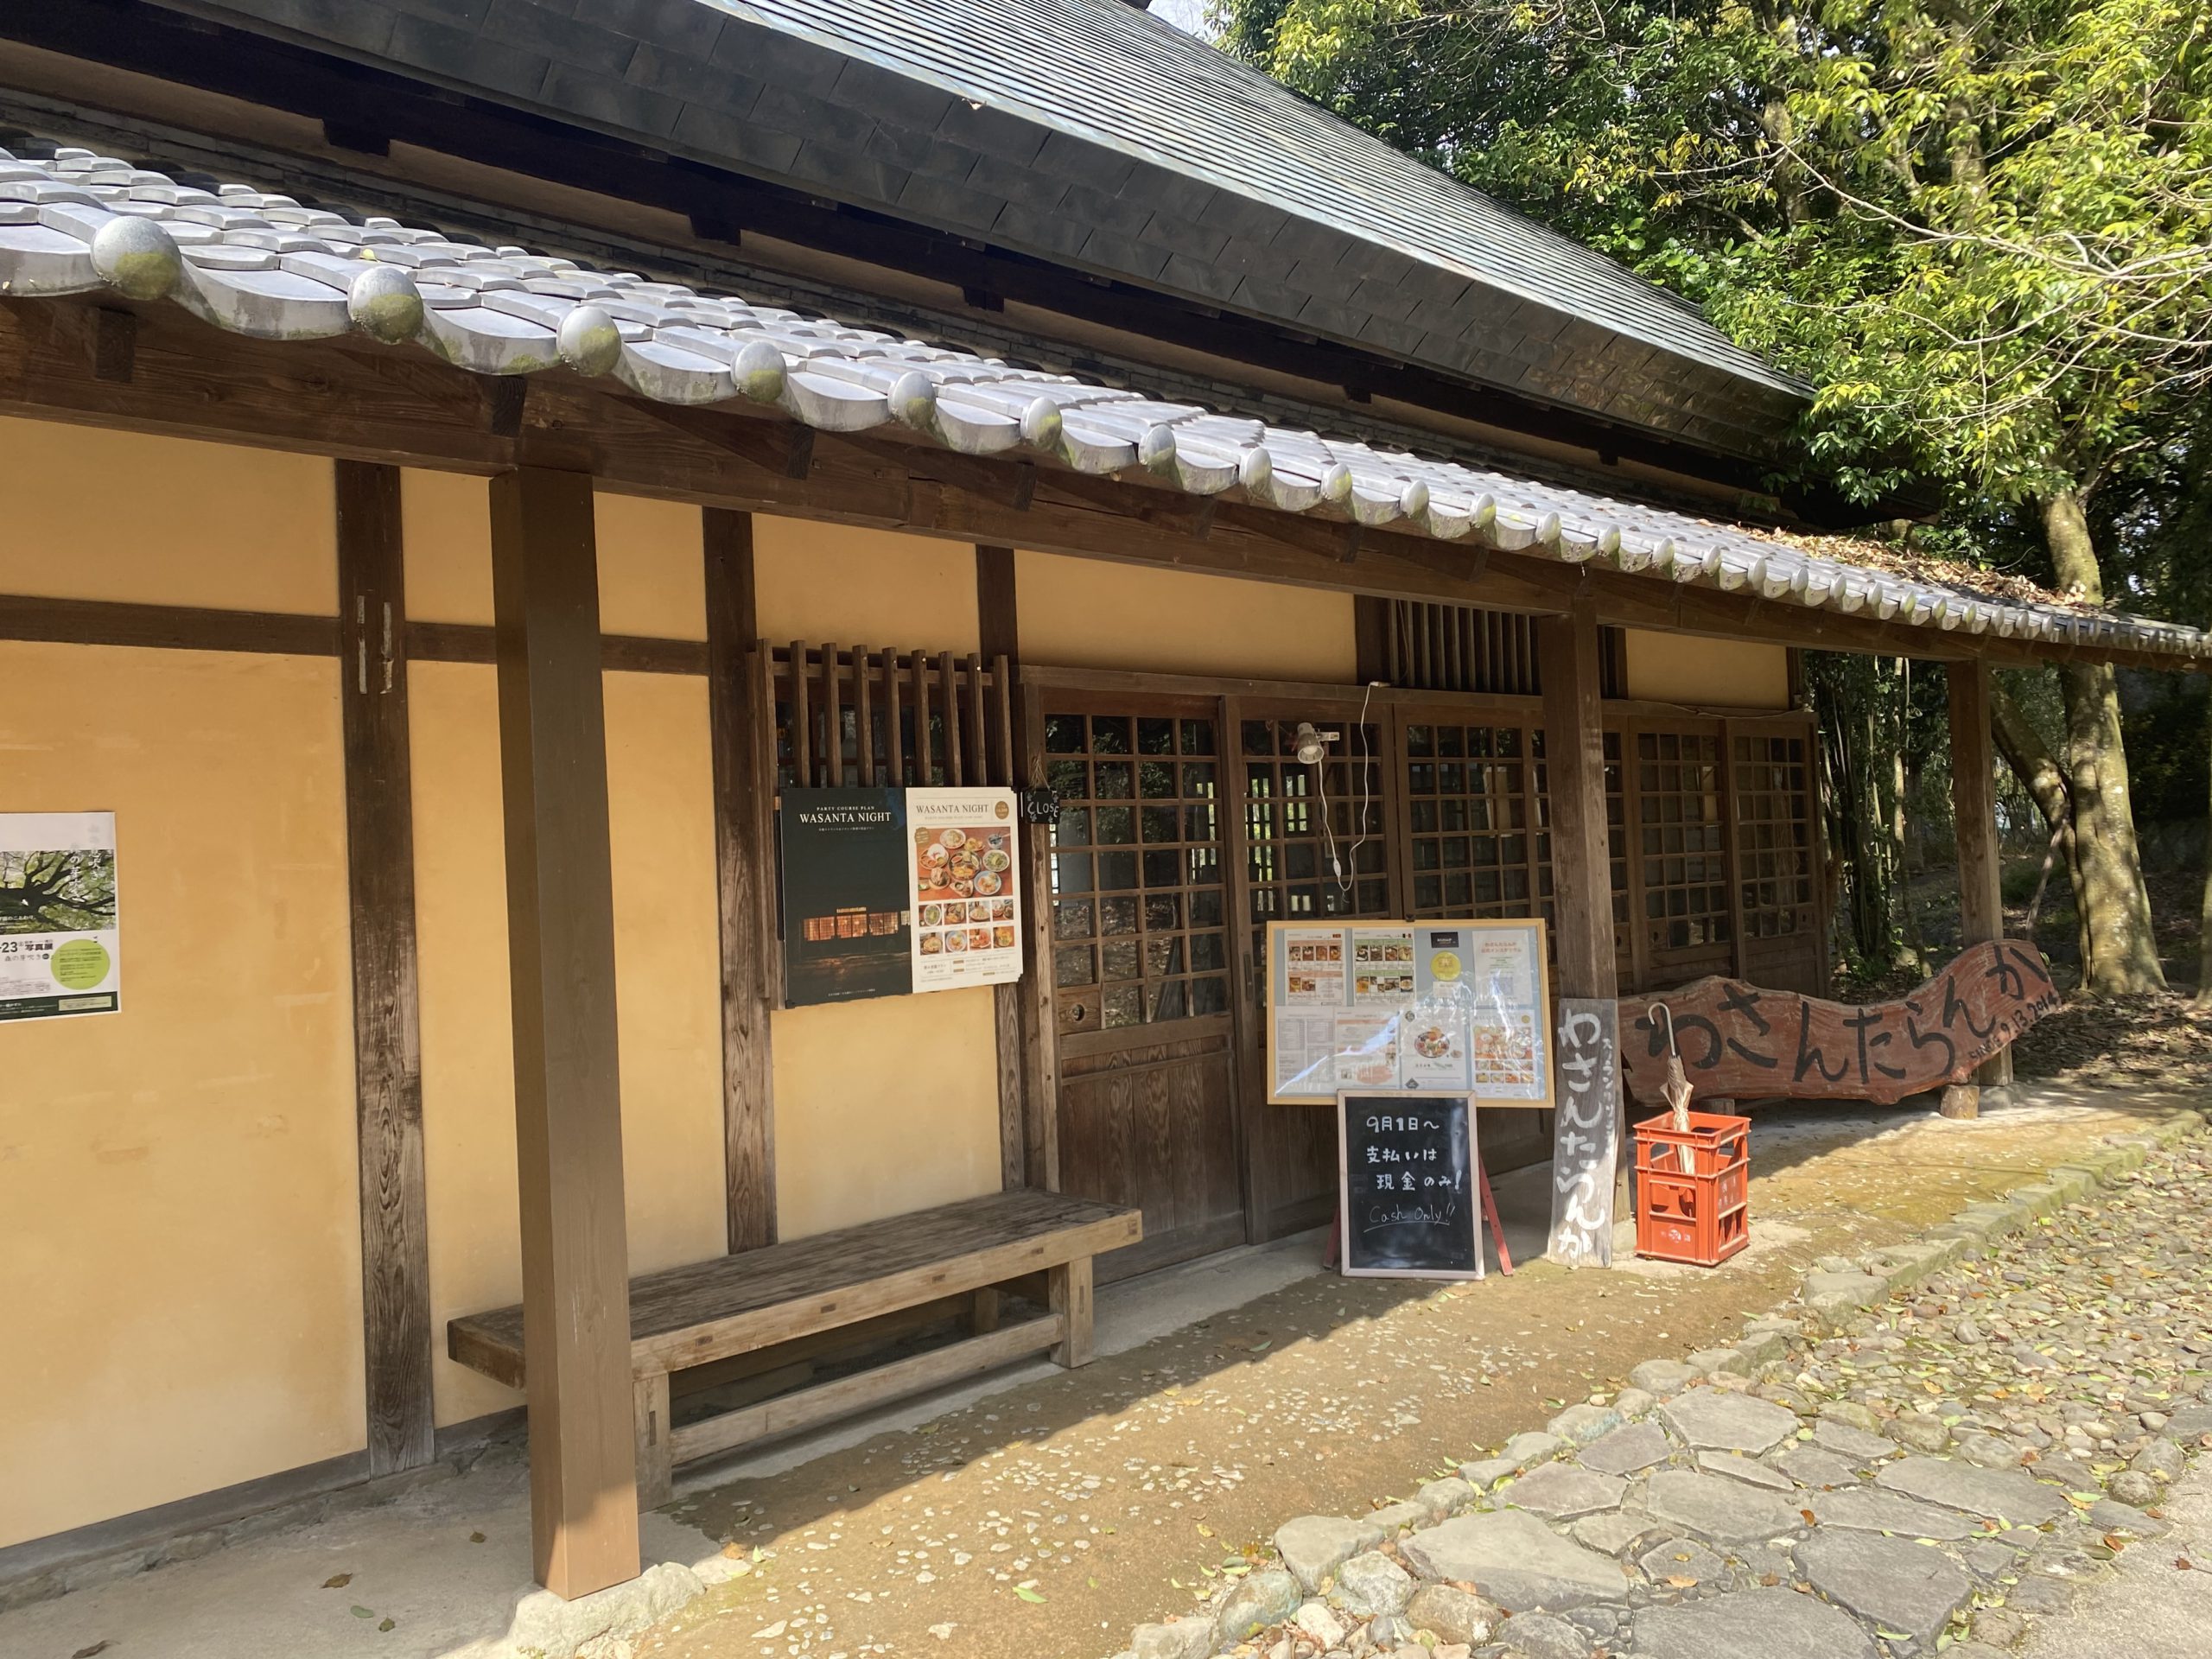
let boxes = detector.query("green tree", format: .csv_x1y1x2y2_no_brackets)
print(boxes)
1218,0,2212,991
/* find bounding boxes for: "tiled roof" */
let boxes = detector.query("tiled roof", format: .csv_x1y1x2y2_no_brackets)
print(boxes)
160,0,1806,455
0,143,2201,662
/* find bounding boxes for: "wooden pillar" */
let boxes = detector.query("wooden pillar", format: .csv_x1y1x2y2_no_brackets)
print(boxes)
1540,599,1618,1004
1353,595,1392,685
706,509,775,1251
1948,658,2010,1108
336,461,435,1476
489,467,639,1599
1540,598,1629,1255
977,544,1028,1190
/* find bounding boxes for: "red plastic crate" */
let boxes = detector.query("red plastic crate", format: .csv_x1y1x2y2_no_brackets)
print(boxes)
1634,1110,1751,1266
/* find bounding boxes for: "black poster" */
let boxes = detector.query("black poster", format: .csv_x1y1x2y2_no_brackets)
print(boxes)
778,788,911,1006
1337,1092,1481,1279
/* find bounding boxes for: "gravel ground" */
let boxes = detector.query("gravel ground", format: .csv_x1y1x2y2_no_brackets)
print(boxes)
631,1090,2183,1659
1128,1112,2212,1659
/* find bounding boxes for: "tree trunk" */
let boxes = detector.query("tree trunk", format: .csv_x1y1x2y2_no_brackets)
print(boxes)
2199,692,2212,1001
1990,681,2091,971
2043,490,2167,993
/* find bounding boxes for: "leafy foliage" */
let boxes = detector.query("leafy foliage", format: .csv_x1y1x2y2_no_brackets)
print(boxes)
1215,0,2212,510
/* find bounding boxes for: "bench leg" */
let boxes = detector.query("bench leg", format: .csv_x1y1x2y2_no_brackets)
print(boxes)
1048,1257,1093,1368
969,1287,1001,1336
633,1371,673,1510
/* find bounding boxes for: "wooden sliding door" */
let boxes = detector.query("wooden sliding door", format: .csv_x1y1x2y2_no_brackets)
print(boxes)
1039,696,1243,1281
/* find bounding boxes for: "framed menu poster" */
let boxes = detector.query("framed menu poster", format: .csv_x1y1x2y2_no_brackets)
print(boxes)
1266,918,1552,1108
906,787,1022,992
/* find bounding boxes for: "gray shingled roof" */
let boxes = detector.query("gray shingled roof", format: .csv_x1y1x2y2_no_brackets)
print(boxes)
1,143,2199,662
166,0,1806,456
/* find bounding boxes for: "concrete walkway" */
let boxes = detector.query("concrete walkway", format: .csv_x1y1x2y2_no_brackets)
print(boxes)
0,1084,2180,1659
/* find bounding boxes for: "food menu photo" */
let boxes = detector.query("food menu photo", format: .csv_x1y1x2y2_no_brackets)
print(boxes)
1265,918,1553,1107
906,786,1023,991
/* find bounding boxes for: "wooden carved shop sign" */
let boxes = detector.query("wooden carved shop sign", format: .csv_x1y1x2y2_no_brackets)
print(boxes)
1620,940,2061,1108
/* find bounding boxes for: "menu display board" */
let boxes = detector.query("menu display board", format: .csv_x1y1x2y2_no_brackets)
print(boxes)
0,811,121,1022
1266,918,1552,1106
906,787,1023,993
1338,1092,1481,1279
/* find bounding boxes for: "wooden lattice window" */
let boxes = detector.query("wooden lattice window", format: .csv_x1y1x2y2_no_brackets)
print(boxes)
1240,718,1390,971
1734,730,1816,938
1043,712,1229,1033
1635,728,1731,954
1402,720,1538,917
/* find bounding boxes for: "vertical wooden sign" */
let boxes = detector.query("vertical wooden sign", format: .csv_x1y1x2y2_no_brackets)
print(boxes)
1547,996,1620,1268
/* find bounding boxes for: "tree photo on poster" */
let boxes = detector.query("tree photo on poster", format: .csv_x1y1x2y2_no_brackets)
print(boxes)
0,811,122,1021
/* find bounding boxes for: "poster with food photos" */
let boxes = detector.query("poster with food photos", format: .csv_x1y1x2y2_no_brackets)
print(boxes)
1265,918,1551,1108
907,787,1023,992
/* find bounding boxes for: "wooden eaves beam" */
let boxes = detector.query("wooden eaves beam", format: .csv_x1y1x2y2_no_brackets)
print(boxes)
0,296,2177,672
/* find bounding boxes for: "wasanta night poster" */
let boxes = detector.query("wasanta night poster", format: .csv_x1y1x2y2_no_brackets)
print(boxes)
777,788,911,1006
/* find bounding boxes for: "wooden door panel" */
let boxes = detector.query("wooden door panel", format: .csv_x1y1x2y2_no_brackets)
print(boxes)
1060,1038,1240,1280
1044,698,1246,1280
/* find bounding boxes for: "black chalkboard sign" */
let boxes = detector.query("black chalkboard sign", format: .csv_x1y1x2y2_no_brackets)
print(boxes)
1337,1092,1481,1279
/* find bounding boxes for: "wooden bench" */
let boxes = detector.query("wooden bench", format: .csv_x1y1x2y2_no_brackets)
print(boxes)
448,1189,1141,1504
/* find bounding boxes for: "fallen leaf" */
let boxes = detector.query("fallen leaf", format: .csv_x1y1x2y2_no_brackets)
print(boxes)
322,1573,353,1589
1666,1574,1700,1587
468,1531,486,1544
71,1643,111,1659
1014,1585,1046,1604
2179,1558,2196,1571
378,1618,396,1632
1198,1522,1215,1538
1800,1510,1817,1525
350,1605,375,1618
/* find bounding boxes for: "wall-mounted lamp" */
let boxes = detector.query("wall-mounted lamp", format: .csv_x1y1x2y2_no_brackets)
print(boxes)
1292,721,1339,766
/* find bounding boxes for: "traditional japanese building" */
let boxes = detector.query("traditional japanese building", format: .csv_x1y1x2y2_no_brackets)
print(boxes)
1,0,2198,1600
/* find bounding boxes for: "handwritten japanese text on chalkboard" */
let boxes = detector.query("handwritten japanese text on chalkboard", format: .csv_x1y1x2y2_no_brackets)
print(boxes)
1339,1095,1479,1279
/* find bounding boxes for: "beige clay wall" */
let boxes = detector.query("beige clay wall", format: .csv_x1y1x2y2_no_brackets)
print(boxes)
1014,550,1358,681
751,516,1004,1240
0,423,359,1549
1623,630,1789,709
401,475,727,1425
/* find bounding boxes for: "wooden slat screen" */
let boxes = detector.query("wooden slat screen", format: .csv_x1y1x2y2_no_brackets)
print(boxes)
766,642,1017,791
1382,601,1627,698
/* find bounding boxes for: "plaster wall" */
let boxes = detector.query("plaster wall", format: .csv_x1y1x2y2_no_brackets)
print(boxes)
1623,629,1790,709
751,515,1001,1240
0,478,359,1550
1014,550,1357,681
400,475,724,1426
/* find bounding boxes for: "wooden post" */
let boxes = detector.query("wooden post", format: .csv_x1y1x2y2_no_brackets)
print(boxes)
336,461,435,1476
1948,658,2009,1108
705,509,775,1251
977,545,1028,1190
489,467,639,1598
1540,598,1627,1234
1541,599,1619,1005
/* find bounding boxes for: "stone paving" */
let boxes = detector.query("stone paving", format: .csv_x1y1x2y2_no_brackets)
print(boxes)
1114,1105,2212,1659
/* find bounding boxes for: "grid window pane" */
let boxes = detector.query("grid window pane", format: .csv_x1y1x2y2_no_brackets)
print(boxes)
1046,709,1226,1034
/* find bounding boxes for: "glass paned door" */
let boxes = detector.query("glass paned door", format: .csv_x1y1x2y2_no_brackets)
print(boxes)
1043,709,1229,1038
